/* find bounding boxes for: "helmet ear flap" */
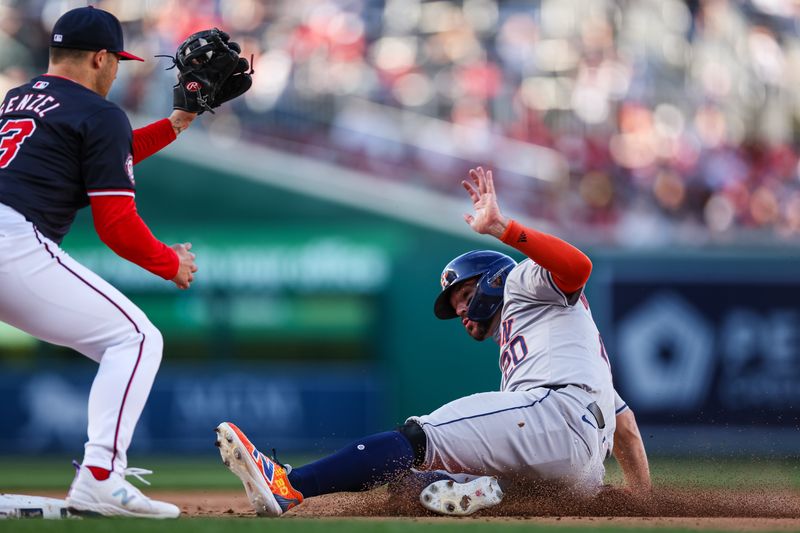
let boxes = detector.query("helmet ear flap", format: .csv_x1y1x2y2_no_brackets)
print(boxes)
466,260,514,322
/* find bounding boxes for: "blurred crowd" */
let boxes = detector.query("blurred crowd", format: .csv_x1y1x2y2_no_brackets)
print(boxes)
3,0,800,245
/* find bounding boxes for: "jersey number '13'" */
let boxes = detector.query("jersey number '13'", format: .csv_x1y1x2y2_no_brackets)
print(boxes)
0,118,36,169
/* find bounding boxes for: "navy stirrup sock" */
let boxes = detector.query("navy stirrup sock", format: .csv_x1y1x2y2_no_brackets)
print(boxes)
288,430,414,497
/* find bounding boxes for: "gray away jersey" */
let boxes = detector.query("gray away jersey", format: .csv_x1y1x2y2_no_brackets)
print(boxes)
496,258,619,425
407,258,629,481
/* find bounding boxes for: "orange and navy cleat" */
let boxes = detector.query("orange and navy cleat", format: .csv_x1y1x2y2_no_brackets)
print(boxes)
214,422,303,516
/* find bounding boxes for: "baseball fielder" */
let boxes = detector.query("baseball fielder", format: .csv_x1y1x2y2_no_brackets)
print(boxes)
217,167,650,516
0,7,249,518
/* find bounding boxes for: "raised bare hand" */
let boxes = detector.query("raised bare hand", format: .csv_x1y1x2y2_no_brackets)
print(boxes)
462,166,508,238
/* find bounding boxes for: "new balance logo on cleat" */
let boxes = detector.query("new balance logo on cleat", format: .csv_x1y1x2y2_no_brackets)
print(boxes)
65,465,179,518
112,488,136,506
253,449,275,483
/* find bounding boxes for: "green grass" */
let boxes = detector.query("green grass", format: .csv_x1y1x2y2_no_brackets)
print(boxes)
644,456,800,490
0,454,318,491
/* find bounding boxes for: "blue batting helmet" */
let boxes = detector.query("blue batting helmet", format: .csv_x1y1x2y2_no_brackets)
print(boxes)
434,250,517,322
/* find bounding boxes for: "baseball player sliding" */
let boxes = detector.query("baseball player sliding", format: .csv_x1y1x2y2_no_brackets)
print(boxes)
0,7,251,518
217,166,651,516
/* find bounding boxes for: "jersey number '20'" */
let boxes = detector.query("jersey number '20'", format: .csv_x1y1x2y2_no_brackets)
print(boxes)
0,118,36,169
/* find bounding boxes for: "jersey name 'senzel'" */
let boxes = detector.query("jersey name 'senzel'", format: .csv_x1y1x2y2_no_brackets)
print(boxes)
0,75,135,244
0,90,61,118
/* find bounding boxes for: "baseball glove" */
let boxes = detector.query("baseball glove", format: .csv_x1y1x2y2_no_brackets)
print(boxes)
170,28,253,114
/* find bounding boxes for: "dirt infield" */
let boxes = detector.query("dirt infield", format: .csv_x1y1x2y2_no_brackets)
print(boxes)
159,484,800,530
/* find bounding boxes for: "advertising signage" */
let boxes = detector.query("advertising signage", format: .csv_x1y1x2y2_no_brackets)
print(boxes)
611,279,800,425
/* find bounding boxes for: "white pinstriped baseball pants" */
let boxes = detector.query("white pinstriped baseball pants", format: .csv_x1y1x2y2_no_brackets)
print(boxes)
0,202,162,473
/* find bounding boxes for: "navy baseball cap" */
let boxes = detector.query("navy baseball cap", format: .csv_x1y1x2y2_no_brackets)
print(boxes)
50,6,144,61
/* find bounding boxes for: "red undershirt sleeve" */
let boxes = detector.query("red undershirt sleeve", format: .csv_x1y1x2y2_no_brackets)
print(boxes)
132,118,176,165
500,219,592,294
90,195,179,280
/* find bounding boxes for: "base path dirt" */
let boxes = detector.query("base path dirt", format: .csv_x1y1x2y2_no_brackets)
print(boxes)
159,484,800,531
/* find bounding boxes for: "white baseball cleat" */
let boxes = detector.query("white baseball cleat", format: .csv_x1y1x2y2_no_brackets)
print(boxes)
65,465,180,519
419,476,503,516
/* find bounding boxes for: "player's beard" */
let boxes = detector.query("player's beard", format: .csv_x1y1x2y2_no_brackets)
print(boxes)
465,313,501,341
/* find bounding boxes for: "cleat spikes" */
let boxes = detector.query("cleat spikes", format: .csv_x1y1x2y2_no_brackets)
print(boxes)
460,495,471,511
419,476,503,516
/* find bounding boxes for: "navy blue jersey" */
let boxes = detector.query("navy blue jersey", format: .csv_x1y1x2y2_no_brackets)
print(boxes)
0,74,135,244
